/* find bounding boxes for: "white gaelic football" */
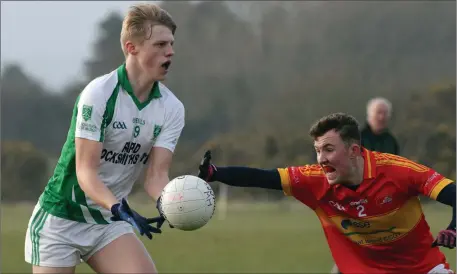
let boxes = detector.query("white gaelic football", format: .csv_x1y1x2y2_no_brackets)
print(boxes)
159,175,216,231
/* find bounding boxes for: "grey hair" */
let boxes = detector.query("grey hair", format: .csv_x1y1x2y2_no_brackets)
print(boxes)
367,97,392,117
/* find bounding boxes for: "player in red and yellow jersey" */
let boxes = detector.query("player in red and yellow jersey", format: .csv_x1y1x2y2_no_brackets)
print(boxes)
197,113,456,274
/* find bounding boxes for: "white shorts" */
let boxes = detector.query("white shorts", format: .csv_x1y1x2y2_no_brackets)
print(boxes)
24,203,134,267
428,264,455,274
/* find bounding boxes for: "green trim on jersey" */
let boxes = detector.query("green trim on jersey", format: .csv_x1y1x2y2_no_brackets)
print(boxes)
100,83,120,142
117,63,161,111
39,82,120,224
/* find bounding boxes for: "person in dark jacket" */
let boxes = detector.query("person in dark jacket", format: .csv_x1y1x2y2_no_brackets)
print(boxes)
361,97,400,155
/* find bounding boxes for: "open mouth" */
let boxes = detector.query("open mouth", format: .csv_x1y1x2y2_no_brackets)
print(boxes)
322,166,336,174
161,61,171,70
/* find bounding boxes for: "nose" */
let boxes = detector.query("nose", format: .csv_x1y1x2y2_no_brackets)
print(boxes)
317,153,328,165
166,44,174,57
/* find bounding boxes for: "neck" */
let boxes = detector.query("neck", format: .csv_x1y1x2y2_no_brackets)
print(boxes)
345,156,365,186
368,122,385,135
125,59,156,102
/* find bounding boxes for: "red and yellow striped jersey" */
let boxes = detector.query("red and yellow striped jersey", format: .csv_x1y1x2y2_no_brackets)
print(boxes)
278,148,454,273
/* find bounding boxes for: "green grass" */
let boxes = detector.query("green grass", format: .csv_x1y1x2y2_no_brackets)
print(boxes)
2,200,455,273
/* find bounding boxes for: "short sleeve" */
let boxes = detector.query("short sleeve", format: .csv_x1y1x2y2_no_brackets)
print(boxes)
153,101,185,153
277,165,327,209
408,164,454,200
74,84,107,142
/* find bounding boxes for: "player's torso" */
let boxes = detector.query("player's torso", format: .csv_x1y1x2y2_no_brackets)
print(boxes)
315,172,444,272
318,176,420,247
98,90,165,197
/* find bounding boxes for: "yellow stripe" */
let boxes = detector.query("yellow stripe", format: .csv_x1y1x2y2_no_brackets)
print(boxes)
298,166,324,177
377,160,429,172
429,178,454,200
327,197,423,246
376,155,429,171
304,171,324,176
277,168,292,196
366,150,372,177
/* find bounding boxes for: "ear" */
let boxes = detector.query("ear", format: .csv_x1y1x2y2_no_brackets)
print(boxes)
125,41,138,55
349,143,362,158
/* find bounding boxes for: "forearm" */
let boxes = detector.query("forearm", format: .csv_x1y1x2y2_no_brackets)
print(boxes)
145,173,169,201
436,183,456,229
77,170,119,210
211,166,282,190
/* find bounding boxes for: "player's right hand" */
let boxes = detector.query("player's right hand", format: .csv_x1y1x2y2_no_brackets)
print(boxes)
198,150,217,182
111,198,162,240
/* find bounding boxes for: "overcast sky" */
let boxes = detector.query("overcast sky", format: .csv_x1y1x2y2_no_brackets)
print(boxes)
1,1,154,92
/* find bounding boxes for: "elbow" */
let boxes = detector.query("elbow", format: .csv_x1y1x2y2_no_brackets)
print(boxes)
76,166,96,191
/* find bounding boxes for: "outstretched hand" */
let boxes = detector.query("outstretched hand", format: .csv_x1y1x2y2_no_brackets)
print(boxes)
198,150,216,182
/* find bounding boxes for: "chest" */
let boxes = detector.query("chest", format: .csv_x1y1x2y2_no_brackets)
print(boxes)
316,178,424,246
104,92,165,149
320,179,408,219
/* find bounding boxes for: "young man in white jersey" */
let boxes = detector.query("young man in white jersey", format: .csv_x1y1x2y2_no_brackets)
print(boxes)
24,3,184,273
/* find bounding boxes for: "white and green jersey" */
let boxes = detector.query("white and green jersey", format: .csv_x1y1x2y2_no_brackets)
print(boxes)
39,64,185,224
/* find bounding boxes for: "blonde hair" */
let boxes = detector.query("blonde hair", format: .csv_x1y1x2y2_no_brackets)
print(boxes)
120,3,176,56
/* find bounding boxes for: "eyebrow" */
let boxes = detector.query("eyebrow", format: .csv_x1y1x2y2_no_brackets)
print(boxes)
154,39,174,43
315,144,334,149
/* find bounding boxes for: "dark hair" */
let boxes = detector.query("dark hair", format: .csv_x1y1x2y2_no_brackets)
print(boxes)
309,113,361,145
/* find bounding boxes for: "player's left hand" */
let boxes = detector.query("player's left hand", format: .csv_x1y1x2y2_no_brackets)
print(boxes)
156,196,174,229
432,228,456,249
198,150,217,182
111,198,163,240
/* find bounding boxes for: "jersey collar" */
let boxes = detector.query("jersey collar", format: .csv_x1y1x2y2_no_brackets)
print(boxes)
362,147,376,180
332,147,377,198
117,63,161,110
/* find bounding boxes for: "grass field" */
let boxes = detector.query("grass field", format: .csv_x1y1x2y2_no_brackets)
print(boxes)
2,200,456,273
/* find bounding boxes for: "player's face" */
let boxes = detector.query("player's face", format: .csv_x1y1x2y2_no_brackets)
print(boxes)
368,103,389,132
131,25,175,82
314,130,359,185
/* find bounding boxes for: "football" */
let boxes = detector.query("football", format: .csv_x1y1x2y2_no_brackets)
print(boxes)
159,175,216,231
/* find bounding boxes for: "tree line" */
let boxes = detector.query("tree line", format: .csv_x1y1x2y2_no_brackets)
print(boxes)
2,1,455,202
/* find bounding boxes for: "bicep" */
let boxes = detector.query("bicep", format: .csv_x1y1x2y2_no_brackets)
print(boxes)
436,183,456,207
409,167,454,200
75,137,103,178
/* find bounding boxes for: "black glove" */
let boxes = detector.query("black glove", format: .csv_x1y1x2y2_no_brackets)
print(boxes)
111,198,163,240
432,228,456,249
198,150,217,182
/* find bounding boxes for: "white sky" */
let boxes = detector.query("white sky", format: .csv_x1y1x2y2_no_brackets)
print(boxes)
1,1,152,92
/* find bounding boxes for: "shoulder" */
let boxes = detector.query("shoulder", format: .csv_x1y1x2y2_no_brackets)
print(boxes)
280,164,326,184
157,83,185,120
390,133,399,146
293,164,326,177
373,152,429,174
79,69,119,104
289,165,328,199
157,83,184,110
360,124,371,134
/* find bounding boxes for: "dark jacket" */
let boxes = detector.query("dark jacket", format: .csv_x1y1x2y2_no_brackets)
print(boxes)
361,123,400,155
